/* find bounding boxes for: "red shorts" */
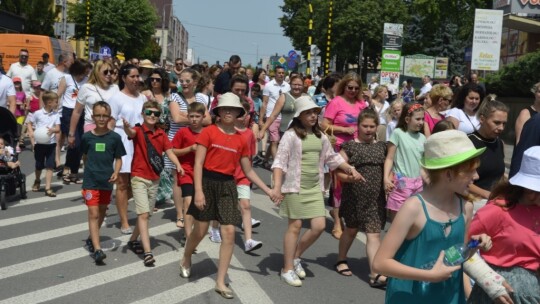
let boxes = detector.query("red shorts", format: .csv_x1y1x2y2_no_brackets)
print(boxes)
82,189,112,206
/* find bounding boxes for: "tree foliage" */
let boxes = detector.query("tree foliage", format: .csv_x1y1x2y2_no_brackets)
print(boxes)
485,51,540,97
68,0,158,59
0,0,57,36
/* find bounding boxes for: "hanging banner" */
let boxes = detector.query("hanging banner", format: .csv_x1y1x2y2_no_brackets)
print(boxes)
471,9,503,71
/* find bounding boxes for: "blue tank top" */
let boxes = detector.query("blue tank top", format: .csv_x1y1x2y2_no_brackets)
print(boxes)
385,194,466,304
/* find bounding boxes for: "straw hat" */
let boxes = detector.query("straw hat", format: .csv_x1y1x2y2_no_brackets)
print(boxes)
509,146,540,192
139,59,154,69
293,96,320,117
420,130,485,169
212,92,246,117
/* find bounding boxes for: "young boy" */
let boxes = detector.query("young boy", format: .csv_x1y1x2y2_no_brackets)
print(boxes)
123,100,184,266
27,91,60,197
172,102,206,245
80,101,126,264
235,101,263,252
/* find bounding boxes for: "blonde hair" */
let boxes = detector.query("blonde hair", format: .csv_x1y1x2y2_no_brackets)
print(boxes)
476,94,509,119
88,60,113,89
428,84,452,107
530,82,540,94
335,72,363,100
385,99,405,122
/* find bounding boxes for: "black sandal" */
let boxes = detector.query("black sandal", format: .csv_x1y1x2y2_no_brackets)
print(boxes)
143,252,155,266
334,260,352,276
369,274,387,289
127,240,144,254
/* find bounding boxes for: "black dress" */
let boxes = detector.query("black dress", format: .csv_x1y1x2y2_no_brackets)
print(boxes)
468,131,505,192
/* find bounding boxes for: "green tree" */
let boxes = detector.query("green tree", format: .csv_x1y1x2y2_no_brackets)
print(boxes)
68,0,157,59
0,0,57,36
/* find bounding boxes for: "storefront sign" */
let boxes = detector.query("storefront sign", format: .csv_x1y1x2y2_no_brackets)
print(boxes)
471,9,503,71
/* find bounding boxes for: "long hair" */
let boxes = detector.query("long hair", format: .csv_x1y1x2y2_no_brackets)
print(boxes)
253,68,266,83
288,117,322,140
118,64,138,90
335,72,363,100
88,60,113,88
396,102,424,131
488,178,523,209
145,68,170,94
452,83,485,110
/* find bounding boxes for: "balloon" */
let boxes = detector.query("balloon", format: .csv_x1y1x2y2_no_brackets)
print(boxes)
34,127,50,144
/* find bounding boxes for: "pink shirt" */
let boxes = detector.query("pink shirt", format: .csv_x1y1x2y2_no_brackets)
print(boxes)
272,130,344,193
323,96,368,148
469,200,540,271
424,111,445,134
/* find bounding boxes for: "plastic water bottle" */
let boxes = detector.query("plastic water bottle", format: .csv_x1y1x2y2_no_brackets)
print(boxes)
395,172,406,189
413,240,480,296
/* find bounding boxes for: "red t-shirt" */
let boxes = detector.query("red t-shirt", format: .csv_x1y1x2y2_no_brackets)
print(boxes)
197,124,248,176
129,124,172,180
234,128,256,185
172,127,200,185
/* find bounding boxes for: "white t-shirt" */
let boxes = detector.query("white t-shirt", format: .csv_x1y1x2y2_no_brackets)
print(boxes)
6,62,37,94
62,75,88,109
369,82,379,94
375,101,390,125
446,107,480,134
262,79,290,118
43,62,55,73
30,108,61,144
387,82,399,96
419,82,433,97
77,83,119,125
0,74,16,109
41,68,66,93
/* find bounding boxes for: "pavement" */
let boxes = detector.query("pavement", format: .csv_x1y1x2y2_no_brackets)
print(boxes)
0,149,386,304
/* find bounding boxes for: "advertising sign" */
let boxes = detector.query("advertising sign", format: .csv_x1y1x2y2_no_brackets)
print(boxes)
471,9,503,71
434,57,449,79
380,71,400,86
383,23,404,50
403,56,434,78
381,49,401,72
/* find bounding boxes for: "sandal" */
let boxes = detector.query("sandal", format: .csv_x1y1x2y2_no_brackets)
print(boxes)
32,180,40,192
143,252,155,266
69,174,82,184
335,260,352,276
62,174,71,185
45,189,56,197
127,240,144,254
176,218,185,228
369,274,388,289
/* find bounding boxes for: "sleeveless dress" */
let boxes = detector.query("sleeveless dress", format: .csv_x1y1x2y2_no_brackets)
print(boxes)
339,140,387,232
279,134,325,219
386,194,466,304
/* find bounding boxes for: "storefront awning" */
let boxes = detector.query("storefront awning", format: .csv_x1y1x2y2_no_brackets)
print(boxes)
503,14,540,34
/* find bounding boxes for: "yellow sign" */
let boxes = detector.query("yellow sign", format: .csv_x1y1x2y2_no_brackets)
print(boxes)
278,56,286,65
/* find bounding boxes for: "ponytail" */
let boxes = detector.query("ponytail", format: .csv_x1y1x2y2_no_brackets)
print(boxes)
476,94,509,119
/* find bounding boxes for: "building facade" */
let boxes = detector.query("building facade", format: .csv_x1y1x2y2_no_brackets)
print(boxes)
150,0,188,66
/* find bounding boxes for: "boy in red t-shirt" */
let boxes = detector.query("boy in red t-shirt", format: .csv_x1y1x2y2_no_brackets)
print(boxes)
235,101,262,253
122,100,184,267
172,102,206,244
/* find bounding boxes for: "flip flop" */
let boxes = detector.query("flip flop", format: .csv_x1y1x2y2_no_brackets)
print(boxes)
176,218,185,228
334,260,352,276
369,274,388,289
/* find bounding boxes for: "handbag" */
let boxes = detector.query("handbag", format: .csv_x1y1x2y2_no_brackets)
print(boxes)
323,125,337,147
139,125,164,174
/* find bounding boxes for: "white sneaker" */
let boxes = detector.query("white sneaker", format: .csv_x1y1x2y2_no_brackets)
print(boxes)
244,239,263,253
209,229,222,243
61,145,66,152
241,218,261,230
281,269,302,287
293,258,306,279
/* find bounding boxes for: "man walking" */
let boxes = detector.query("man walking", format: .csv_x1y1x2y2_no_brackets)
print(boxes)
6,49,37,95
42,53,56,73
42,53,73,93
214,55,242,95
0,73,16,114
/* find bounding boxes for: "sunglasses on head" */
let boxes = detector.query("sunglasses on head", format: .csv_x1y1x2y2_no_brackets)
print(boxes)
144,109,161,117
103,69,114,75
149,77,162,82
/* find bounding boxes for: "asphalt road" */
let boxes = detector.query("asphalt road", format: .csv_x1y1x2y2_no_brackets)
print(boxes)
0,149,386,304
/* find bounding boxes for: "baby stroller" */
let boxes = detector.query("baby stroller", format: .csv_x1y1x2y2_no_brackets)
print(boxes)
0,107,27,210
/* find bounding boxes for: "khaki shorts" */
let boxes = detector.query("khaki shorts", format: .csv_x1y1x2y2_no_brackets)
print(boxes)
131,176,159,215
237,184,251,200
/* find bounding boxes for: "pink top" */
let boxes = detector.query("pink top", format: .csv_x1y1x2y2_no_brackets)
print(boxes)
323,96,368,149
424,111,444,133
469,200,540,271
272,130,344,193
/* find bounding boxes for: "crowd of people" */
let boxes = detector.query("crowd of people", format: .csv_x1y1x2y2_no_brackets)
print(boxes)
0,49,538,303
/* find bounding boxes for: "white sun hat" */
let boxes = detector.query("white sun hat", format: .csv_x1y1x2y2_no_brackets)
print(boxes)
509,146,540,192
212,92,246,117
293,96,320,118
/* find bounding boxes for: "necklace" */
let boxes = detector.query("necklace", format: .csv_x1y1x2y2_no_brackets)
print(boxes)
470,132,497,144
525,206,540,236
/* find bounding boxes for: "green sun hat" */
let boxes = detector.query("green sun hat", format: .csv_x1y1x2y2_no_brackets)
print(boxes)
420,130,486,169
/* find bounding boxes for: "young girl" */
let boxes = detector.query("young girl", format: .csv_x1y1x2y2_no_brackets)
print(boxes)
179,93,278,299
335,108,388,288
384,102,426,219
23,81,42,149
373,130,492,303
272,96,361,287
13,77,26,152
385,99,404,140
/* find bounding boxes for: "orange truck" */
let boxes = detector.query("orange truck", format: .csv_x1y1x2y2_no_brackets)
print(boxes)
0,34,74,71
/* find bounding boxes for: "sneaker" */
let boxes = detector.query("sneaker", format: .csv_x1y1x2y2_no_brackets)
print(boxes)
93,249,106,263
293,258,306,279
61,145,66,152
244,239,263,253
241,218,261,230
209,228,222,243
121,227,133,235
281,269,302,287
85,238,95,253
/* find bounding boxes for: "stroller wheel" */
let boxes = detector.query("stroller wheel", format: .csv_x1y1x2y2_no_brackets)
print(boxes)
1,190,6,210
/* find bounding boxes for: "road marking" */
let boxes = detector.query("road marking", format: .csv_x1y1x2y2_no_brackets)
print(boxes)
0,204,86,227
130,278,215,304
15,190,83,207
0,222,180,280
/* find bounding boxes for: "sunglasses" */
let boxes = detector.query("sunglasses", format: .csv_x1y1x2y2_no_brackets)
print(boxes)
103,69,114,75
149,77,162,82
144,109,161,117
346,86,360,91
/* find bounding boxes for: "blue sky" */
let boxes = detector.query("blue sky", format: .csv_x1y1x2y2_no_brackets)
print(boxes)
173,0,295,66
